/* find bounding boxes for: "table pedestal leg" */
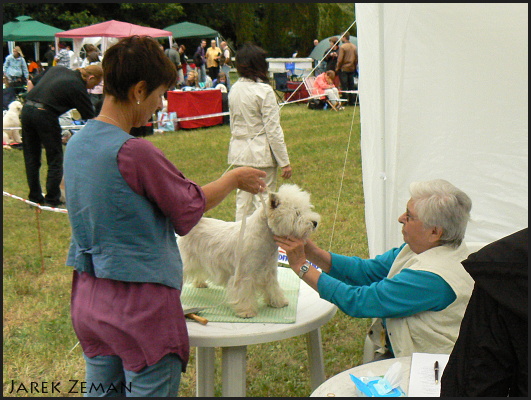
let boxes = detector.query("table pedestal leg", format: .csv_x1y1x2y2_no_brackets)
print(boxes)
196,347,216,397
306,328,326,390
221,346,247,397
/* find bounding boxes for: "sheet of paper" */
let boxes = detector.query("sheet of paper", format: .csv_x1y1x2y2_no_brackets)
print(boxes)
408,352,450,397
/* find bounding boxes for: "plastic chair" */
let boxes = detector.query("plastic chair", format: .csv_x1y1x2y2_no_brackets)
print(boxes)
273,72,295,103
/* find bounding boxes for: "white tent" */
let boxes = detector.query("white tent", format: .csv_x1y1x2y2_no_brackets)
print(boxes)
355,3,528,257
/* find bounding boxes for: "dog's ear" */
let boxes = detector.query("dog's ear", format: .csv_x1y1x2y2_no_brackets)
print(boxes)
270,193,280,209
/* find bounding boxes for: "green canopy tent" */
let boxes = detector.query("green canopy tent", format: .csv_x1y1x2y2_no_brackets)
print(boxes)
309,35,357,61
3,16,65,61
163,21,219,40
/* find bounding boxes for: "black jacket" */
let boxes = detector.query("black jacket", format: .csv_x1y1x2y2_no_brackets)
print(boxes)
441,228,528,397
26,66,95,119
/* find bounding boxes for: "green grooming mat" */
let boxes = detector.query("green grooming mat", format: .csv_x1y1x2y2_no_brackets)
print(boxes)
181,266,300,323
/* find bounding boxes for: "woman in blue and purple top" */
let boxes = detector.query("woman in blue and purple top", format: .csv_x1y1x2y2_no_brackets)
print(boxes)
63,35,266,397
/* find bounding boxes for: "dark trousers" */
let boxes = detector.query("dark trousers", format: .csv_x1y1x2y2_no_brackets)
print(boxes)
20,105,63,205
208,66,219,81
339,70,357,105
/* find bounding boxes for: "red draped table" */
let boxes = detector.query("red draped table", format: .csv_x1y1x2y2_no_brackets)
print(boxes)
284,81,309,102
167,89,223,129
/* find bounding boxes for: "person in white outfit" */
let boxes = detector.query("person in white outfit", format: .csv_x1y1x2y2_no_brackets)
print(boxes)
228,43,293,221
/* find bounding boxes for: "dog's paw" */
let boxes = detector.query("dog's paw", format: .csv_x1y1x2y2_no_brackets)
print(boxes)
192,280,208,288
235,309,258,318
268,297,289,308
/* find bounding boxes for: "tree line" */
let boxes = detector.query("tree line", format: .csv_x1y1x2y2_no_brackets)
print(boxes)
3,3,356,58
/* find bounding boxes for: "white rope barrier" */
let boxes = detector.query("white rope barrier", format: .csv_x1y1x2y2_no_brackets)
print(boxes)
3,191,68,213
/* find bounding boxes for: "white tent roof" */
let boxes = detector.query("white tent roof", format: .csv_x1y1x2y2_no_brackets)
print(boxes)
356,3,528,257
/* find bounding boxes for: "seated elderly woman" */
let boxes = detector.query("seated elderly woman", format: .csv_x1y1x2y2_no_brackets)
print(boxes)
313,70,343,110
275,179,475,360
63,35,266,396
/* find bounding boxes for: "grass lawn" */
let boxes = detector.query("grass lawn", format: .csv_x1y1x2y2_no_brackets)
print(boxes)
3,101,371,397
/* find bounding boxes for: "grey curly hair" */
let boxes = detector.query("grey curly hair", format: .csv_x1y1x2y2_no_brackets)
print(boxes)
409,179,472,248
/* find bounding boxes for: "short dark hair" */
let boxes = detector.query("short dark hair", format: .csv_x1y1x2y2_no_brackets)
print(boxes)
86,51,100,64
235,43,269,83
102,36,177,102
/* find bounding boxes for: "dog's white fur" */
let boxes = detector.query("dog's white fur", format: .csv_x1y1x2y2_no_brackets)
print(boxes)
3,100,23,146
178,184,320,318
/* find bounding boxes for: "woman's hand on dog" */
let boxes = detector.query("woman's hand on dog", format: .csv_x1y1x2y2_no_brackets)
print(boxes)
202,167,266,211
274,236,307,268
232,167,267,194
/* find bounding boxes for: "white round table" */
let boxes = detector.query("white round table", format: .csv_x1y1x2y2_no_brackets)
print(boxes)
310,356,412,397
186,278,337,397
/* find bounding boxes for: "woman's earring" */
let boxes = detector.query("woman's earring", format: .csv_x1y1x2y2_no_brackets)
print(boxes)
137,100,140,105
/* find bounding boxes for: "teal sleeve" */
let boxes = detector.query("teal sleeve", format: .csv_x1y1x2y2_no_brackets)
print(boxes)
327,244,406,286
317,268,456,318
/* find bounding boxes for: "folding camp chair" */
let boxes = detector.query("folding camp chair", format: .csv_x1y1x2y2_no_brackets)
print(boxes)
273,72,296,103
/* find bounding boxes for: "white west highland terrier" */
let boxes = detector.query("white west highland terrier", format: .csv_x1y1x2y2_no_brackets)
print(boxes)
3,100,23,146
178,184,321,318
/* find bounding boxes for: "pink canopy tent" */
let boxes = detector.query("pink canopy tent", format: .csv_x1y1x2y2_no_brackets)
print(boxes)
55,20,173,67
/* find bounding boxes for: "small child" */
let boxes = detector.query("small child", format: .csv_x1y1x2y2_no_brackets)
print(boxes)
213,71,228,90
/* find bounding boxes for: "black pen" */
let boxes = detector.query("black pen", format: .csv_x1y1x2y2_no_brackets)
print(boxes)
434,361,439,384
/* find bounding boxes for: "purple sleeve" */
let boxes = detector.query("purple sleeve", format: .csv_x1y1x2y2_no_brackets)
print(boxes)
117,138,206,235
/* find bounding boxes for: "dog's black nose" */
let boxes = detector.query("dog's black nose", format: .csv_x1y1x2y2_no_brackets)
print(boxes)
312,221,318,228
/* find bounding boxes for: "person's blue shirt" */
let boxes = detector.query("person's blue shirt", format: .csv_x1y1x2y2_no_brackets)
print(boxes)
3,54,29,80
317,244,457,319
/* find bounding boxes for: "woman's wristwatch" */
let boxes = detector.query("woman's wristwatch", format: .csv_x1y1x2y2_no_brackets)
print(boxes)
298,262,312,279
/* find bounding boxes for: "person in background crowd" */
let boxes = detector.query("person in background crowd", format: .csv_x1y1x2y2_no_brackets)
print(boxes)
3,46,29,91
335,32,358,106
276,179,475,360
193,39,207,83
206,39,222,81
323,36,340,87
183,69,200,89
27,59,43,80
313,70,343,110
81,44,101,68
164,42,182,90
43,44,56,70
63,35,266,396
441,228,528,397
85,52,104,114
228,43,293,221
54,42,72,68
219,41,232,89
177,45,187,85
20,64,102,207
213,71,228,89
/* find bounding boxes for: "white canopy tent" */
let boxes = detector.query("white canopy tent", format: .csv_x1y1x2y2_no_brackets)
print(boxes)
355,3,528,257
